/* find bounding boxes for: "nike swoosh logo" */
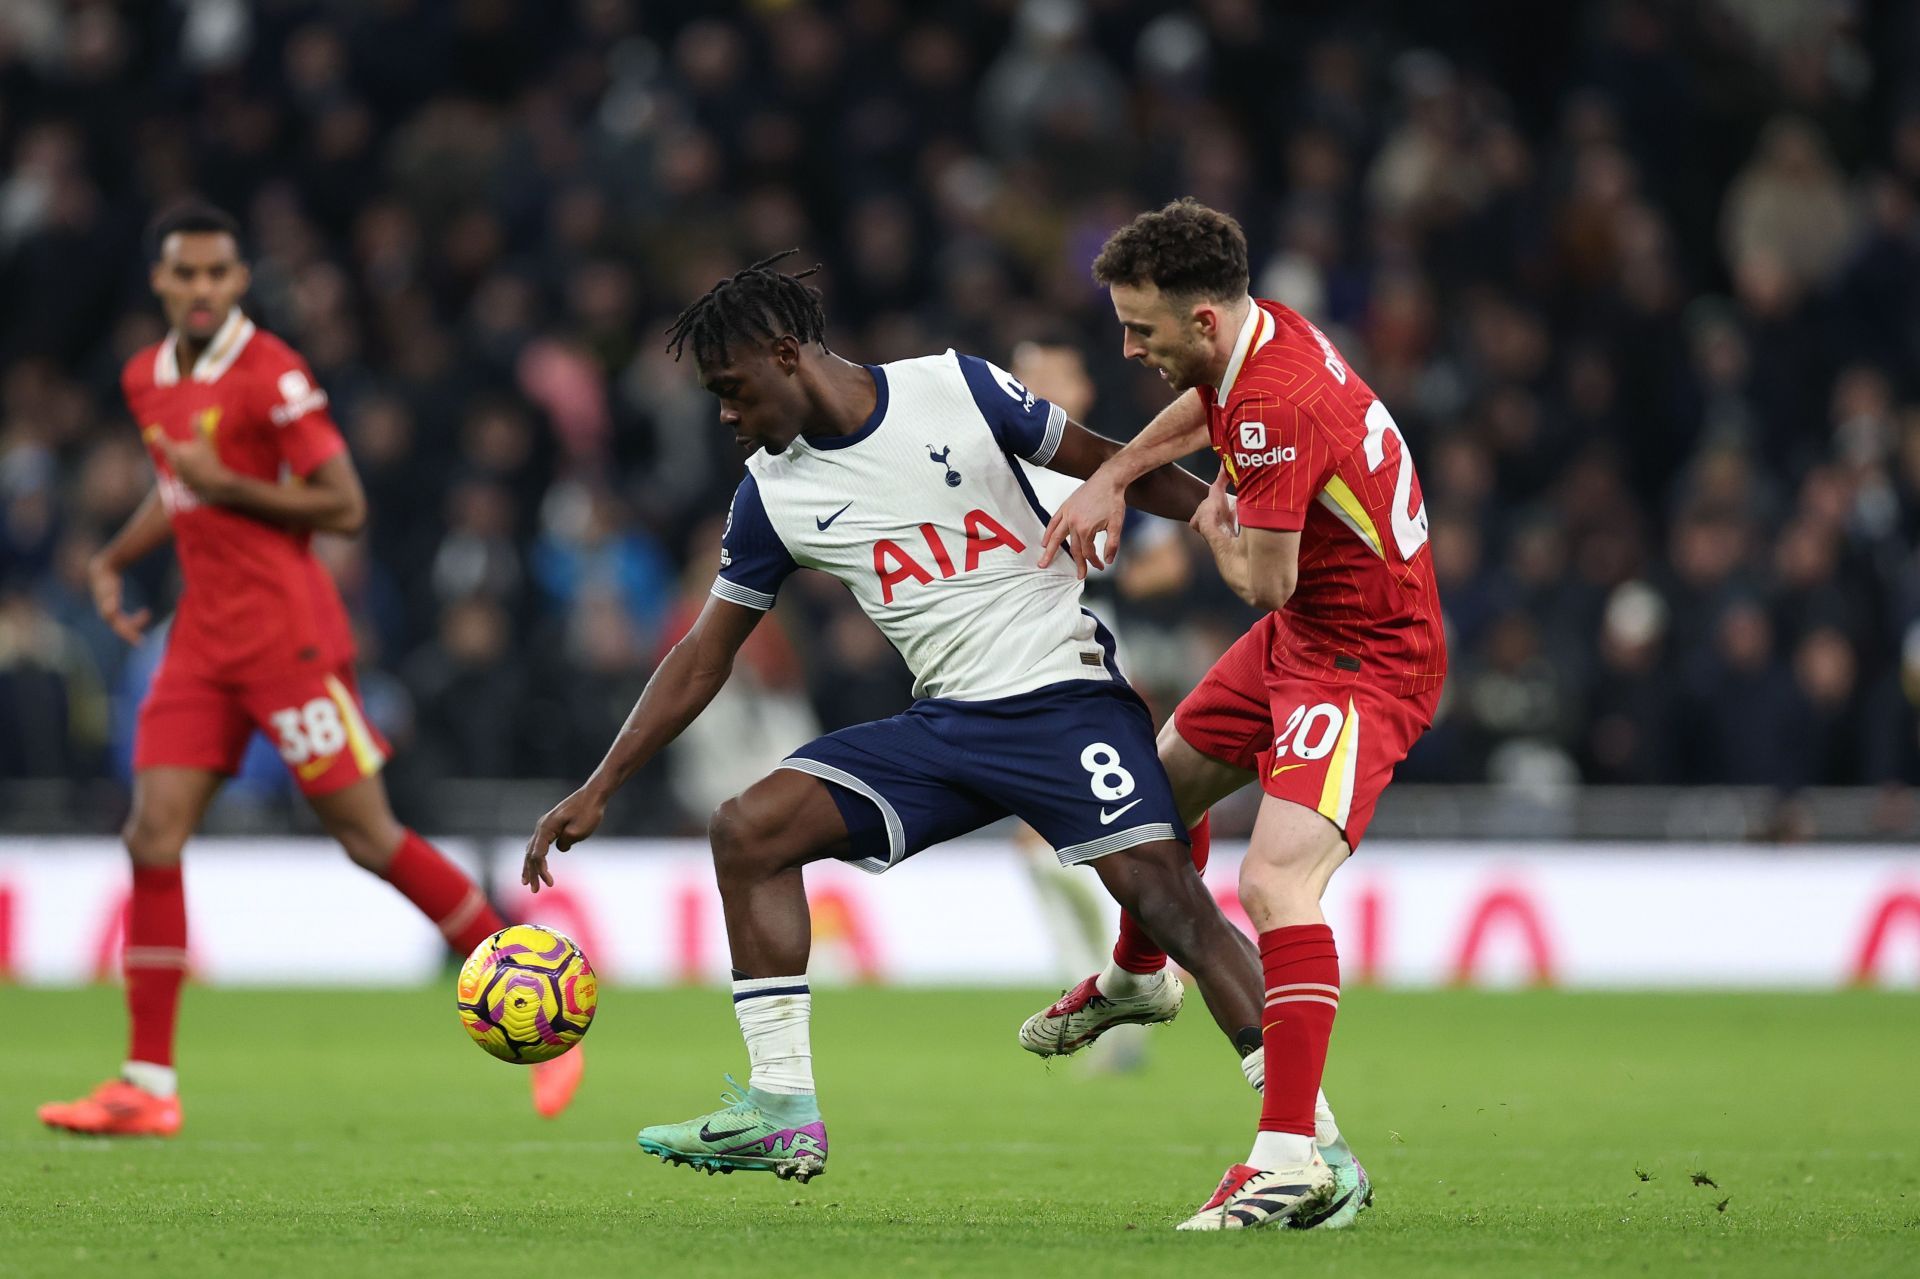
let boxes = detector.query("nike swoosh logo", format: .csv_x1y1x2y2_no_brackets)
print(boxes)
816,502,852,530
1099,799,1144,825
698,1121,758,1142
1270,761,1312,776
296,756,335,782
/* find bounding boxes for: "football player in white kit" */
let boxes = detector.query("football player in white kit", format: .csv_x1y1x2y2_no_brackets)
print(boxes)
521,254,1266,1185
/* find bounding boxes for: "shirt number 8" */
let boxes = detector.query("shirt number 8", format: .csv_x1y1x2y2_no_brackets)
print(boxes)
1080,741,1136,802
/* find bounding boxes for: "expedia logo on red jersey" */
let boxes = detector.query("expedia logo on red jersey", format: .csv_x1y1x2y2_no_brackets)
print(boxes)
269,370,328,426
1233,418,1295,467
1235,444,1297,467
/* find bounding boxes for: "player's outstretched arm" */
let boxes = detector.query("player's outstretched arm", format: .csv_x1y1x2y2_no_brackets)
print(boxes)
155,435,367,534
1039,388,1208,577
1046,419,1209,524
523,595,764,891
89,489,172,644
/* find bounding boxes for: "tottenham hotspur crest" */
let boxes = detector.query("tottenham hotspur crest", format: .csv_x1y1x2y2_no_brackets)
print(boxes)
929,445,961,487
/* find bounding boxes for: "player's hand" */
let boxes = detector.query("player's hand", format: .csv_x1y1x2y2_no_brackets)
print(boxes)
523,785,609,893
153,433,235,504
87,555,151,646
1039,474,1125,577
1190,468,1237,546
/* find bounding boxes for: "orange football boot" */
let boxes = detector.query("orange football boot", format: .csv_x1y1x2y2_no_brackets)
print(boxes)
38,1079,182,1136
531,1046,585,1118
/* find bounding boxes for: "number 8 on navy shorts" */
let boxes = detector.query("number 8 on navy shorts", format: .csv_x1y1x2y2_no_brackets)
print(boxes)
781,680,1188,872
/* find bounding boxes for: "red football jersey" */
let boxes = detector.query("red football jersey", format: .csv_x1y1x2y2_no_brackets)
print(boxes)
1200,299,1446,699
121,309,356,681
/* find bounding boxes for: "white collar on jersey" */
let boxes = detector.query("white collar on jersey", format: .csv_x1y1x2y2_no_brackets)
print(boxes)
154,308,256,387
1215,297,1275,399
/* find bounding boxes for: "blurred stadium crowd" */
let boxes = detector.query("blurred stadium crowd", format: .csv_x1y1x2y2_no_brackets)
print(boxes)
4,0,1920,831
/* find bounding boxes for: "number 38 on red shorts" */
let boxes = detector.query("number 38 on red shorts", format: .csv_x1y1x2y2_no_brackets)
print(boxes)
134,659,390,797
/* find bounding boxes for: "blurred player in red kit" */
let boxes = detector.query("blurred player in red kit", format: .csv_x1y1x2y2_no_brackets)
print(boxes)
36,203,581,1134
1037,199,1445,1229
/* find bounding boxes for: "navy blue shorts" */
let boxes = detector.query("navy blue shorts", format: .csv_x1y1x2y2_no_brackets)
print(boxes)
781,679,1188,874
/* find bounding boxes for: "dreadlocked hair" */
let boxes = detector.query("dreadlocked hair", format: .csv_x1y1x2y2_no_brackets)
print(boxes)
664,249,827,366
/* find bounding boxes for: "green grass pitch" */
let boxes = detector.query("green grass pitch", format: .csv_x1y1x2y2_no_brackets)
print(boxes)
4,984,1917,1277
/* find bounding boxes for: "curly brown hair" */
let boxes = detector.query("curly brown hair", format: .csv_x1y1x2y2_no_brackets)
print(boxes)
1091,198,1248,301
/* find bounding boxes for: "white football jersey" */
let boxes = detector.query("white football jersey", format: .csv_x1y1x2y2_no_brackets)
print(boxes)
712,350,1123,702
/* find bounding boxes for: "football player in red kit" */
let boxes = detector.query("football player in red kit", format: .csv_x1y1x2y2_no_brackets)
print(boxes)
36,203,581,1134
1036,199,1446,1230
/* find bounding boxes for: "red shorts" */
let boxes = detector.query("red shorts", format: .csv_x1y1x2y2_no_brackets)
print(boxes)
1173,616,1437,849
134,657,390,798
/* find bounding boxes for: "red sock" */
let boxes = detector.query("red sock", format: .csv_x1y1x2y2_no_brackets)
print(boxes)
1258,924,1339,1135
125,865,188,1067
1111,813,1212,973
381,829,503,954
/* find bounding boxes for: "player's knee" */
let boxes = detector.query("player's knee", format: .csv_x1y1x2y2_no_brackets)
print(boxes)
1237,853,1319,924
122,813,187,867
708,797,766,873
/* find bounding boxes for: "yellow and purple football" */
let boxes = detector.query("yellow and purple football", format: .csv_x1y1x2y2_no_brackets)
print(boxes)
455,925,597,1064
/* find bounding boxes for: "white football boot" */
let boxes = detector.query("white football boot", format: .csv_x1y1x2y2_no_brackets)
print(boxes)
1018,970,1183,1056
1176,1153,1338,1231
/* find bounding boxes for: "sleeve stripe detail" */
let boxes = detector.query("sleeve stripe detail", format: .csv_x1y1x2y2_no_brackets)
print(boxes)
710,577,775,610
1027,401,1066,466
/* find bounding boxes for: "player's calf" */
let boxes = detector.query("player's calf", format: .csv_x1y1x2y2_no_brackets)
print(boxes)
706,777,850,975
1107,813,1214,975
1087,839,1264,1046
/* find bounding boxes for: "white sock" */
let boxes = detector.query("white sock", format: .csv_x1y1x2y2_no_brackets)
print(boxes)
732,975,814,1095
1242,1053,1343,1149
1315,1088,1342,1148
1248,1129,1317,1170
1095,960,1159,998
123,1060,177,1098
